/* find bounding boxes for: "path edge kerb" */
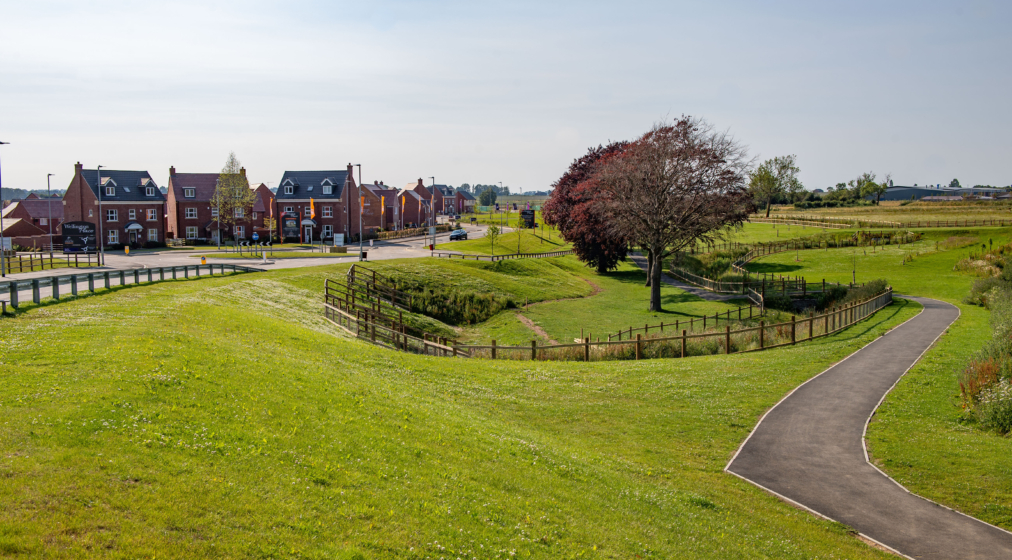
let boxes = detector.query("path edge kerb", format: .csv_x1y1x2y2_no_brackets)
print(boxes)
861,299,1012,542
725,296,1012,556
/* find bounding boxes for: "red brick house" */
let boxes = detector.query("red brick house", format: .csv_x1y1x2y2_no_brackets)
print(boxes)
397,188,429,229
1,193,64,236
249,183,276,239
455,190,476,214
428,184,456,214
62,162,167,248
365,181,399,230
166,168,276,243
0,217,48,249
275,165,376,243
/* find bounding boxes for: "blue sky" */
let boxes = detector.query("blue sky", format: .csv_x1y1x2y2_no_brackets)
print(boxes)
1,0,1009,193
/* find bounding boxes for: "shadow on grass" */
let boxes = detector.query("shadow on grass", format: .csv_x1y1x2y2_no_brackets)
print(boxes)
745,263,804,274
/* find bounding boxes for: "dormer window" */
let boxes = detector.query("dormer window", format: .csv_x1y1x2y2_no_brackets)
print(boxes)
184,188,195,198
146,186,155,196
284,185,293,195
323,184,332,195
105,186,115,196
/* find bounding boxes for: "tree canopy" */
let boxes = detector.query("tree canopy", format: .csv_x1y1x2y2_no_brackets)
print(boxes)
210,152,256,244
748,155,802,217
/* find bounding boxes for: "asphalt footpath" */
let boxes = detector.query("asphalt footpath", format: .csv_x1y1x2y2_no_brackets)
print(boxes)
727,296,1012,559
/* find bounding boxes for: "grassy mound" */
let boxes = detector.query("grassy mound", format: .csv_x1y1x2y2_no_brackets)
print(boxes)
0,263,916,558
436,230,571,255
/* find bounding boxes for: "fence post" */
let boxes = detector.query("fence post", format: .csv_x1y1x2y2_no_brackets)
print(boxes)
172,267,177,280
759,321,764,348
104,271,110,289
809,312,814,339
32,279,40,304
491,339,497,359
584,338,590,362
635,334,642,360
8,281,17,309
71,274,78,296
52,277,60,300
791,316,796,344
531,340,537,361
681,329,687,358
825,308,830,334
725,326,731,354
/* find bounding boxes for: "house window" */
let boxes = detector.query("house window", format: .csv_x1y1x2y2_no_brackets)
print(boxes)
106,209,118,222
284,206,293,213
147,208,156,221
185,208,197,219
211,207,218,217
185,226,198,239
88,209,94,217
234,226,245,238
40,218,48,226
108,230,119,244
129,209,136,220
284,185,293,195
183,188,195,198
252,212,257,220
105,186,115,197
234,208,244,218
323,185,332,195
323,206,333,218
147,228,158,242
323,224,333,238
146,186,155,196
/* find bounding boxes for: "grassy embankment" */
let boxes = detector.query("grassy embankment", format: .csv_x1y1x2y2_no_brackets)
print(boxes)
768,200,1012,224
0,260,915,558
435,229,570,256
747,225,1012,530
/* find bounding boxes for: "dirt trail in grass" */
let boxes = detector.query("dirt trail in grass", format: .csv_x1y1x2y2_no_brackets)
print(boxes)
514,278,601,344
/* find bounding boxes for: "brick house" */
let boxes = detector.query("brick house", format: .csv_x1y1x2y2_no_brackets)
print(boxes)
365,181,399,230
454,190,476,214
0,217,48,249
166,169,277,243
275,165,373,243
397,188,429,229
249,183,276,239
62,162,167,248
428,184,456,214
1,193,64,236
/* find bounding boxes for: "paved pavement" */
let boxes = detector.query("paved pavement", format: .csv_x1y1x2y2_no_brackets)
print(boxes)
727,297,1012,559
629,252,745,302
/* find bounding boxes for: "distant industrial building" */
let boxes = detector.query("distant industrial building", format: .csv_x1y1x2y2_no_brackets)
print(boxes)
870,185,1008,202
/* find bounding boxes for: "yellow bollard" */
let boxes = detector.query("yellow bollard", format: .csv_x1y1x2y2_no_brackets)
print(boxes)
124,246,130,255
201,256,207,265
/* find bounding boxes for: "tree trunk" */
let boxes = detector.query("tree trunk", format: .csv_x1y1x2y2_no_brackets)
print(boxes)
649,250,663,312
765,199,772,218
644,248,653,287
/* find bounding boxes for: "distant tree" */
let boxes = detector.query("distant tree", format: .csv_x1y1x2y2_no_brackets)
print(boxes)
478,189,497,206
456,183,472,194
210,152,256,246
748,155,802,217
591,117,754,312
863,173,891,204
950,178,961,189
542,141,631,273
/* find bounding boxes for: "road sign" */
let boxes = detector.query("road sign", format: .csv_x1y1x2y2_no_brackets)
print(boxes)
252,232,259,241
62,221,96,253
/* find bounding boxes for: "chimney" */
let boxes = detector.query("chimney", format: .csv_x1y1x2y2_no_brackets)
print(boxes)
374,180,378,185
380,181,384,186
417,178,424,187
169,165,176,176
75,161,83,175
240,167,246,177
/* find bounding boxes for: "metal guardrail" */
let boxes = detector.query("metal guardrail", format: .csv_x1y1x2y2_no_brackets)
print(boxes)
431,249,573,261
2,264,262,311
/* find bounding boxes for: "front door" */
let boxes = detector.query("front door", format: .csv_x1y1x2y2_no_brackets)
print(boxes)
304,226,313,244
129,231,138,247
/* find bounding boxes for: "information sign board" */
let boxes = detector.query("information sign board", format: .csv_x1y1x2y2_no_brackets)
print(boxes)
62,221,97,253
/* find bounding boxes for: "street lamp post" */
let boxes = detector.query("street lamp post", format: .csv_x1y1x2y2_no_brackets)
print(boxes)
47,173,54,259
355,164,362,261
428,176,435,248
0,141,8,278
96,166,105,266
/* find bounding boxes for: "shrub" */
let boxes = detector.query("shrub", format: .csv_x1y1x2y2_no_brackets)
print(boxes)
409,288,512,326
959,288,1012,434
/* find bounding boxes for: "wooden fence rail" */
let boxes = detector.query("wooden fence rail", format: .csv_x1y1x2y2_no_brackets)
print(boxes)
2,264,262,311
765,214,1012,229
324,302,460,357
452,289,892,362
2,252,98,274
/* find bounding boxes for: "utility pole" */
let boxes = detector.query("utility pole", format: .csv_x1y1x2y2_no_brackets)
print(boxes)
97,166,105,265
47,173,54,258
0,141,8,278
429,176,435,248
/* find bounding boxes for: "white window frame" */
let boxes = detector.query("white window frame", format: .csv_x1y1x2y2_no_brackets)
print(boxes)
105,186,115,197
234,208,244,219
128,209,136,220
147,228,158,242
323,206,333,218
40,217,49,226
323,224,333,238
108,229,119,243
284,206,293,213
106,209,118,222
147,208,157,221
185,208,197,219
185,226,198,239
323,184,332,195
146,186,155,196
284,185,293,195
211,207,219,217
234,225,245,238
183,188,195,198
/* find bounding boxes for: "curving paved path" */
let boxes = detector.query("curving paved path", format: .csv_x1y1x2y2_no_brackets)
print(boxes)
628,253,743,302
728,296,1012,559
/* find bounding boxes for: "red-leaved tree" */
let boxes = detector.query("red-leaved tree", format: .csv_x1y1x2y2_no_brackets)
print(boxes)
542,142,631,273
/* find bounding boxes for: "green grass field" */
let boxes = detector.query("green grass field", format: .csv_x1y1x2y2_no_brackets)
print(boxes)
0,259,919,558
195,253,354,260
436,229,570,255
770,201,1012,224
748,226,1012,530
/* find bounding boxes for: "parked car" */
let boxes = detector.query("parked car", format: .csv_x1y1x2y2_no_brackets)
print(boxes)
449,229,467,241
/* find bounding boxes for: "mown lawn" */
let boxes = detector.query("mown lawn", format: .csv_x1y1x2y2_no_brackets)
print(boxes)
0,262,915,559
436,230,570,256
749,227,1012,530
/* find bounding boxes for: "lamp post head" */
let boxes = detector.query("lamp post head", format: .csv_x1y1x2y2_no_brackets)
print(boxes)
0,141,9,145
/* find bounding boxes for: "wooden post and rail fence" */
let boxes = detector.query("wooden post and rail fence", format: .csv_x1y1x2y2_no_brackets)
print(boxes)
1,252,98,274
